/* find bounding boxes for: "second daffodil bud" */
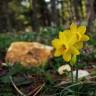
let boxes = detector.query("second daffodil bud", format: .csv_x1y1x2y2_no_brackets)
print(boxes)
58,64,71,75
70,55,77,65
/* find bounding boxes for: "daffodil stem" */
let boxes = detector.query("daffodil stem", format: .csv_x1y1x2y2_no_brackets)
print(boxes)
76,63,78,82
75,63,79,96
70,64,73,83
71,66,73,83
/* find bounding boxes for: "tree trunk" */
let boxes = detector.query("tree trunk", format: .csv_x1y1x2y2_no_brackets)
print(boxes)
50,0,59,26
31,0,40,32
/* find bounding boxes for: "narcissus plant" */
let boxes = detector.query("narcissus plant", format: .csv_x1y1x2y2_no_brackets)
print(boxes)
52,23,89,62
52,23,90,83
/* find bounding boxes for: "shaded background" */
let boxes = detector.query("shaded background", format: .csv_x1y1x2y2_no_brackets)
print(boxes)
0,0,96,33
1,1,96,96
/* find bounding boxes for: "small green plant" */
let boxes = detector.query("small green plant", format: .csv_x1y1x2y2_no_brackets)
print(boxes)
51,22,90,96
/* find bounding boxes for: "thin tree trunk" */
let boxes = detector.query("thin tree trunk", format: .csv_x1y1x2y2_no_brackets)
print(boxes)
87,0,94,32
50,0,58,26
32,0,40,31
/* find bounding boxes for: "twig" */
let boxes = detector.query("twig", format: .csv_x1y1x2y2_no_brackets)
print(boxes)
54,81,71,87
88,75,96,80
9,76,27,96
27,84,44,96
33,83,45,96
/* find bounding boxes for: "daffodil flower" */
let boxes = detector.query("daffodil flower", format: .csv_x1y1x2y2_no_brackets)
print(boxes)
52,30,80,62
70,23,89,41
52,23,89,62
70,23,90,49
52,23,90,83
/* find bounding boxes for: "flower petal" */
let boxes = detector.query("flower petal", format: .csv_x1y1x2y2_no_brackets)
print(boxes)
78,26,86,34
71,47,80,55
74,42,83,49
70,23,77,33
81,35,90,41
59,32,63,39
54,49,62,56
63,30,77,45
63,52,71,62
52,39,62,49
59,30,70,43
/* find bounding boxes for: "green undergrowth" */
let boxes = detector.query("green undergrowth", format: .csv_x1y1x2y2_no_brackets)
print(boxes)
0,63,96,96
0,27,96,96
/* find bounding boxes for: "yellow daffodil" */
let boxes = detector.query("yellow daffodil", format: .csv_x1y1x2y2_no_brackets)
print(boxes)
52,23,89,62
52,30,80,62
70,23,90,49
70,23,89,41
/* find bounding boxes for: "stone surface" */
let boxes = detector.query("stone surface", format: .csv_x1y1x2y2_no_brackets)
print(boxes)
73,70,90,79
58,64,71,75
5,42,53,67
